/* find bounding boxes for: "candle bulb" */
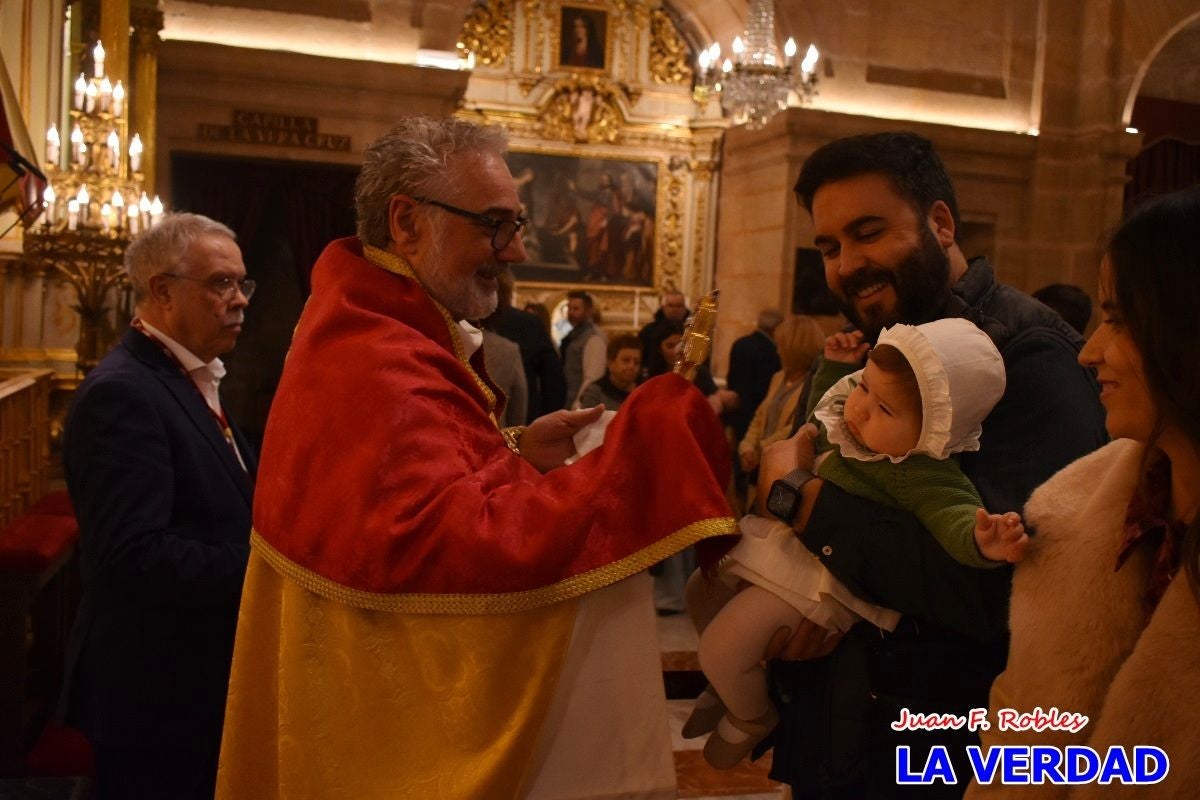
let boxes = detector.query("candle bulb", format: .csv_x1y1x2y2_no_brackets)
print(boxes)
139,192,152,217
67,199,79,231
784,38,797,66
112,191,125,230
101,203,113,233
71,124,85,166
732,36,744,64
85,83,98,113
46,125,61,166
722,58,732,74
150,195,164,227
73,74,87,110
77,186,90,224
112,81,125,117
801,44,819,77
93,41,106,78
698,50,710,78
99,77,112,113
129,134,143,173
106,130,120,171
41,185,56,228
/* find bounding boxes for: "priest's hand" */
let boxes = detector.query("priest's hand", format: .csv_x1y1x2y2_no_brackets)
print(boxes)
521,405,606,472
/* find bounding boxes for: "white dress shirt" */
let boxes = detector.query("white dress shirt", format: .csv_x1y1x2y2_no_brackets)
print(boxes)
138,319,247,471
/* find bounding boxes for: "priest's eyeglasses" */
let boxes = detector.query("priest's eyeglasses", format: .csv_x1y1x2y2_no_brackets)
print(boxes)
415,197,529,251
162,273,257,301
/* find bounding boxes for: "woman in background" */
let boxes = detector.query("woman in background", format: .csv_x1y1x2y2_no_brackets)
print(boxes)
737,316,825,488
967,185,1200,798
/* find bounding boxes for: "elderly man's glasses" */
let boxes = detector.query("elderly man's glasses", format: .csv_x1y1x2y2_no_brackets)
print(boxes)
162,273,256,300
415,197,528,251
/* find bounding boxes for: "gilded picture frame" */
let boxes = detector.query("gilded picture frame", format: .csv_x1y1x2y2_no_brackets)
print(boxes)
506,149,658,288
557,5,609,71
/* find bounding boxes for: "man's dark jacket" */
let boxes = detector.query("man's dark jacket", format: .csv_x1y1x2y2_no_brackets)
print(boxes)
59,329,256,758
492,305,566,422
768,258,1108,799
725,329,781,442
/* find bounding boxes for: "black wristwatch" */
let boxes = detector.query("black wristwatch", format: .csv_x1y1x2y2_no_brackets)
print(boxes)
766,468,817,524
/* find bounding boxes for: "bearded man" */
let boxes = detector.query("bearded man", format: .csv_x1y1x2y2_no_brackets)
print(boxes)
759,132,1107,798
215,116,735,799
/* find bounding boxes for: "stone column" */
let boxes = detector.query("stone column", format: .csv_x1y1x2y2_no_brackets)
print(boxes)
1023,0,1142,296
130,1,162,193
99,0,129,88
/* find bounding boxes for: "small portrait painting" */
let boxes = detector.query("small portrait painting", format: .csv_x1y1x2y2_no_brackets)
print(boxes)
559,6,607,71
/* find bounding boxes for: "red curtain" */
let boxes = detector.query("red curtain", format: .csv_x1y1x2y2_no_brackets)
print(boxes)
168,153,358,448
1125,138,1200,212
1125,96,1200,213
169,153,357,295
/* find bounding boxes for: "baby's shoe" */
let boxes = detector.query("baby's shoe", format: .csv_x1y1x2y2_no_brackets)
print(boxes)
702,706,779,770
681,685,725,739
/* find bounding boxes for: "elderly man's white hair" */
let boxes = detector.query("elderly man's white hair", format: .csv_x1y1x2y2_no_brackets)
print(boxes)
355,115,509,249
757,308,784,333
124,212,236,301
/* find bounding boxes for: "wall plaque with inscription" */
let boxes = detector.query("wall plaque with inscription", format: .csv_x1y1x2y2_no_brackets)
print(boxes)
199,109,351,152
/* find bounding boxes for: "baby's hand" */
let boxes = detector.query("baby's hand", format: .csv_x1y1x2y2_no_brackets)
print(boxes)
824,330,870,365
974,508,1029,563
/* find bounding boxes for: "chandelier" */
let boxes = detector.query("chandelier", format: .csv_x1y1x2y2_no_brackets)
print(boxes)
694,0,819,130
22,40,165,373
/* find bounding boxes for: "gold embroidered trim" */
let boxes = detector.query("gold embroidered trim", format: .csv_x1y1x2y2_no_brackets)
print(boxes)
250,517,736,615
362,244,497,415
501,425,525,455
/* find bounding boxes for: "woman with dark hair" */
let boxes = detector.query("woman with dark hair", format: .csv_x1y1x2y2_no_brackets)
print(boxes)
643,318,735,414
967,186,1200,798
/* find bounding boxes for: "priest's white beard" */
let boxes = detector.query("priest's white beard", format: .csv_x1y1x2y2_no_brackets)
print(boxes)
418,219,499,321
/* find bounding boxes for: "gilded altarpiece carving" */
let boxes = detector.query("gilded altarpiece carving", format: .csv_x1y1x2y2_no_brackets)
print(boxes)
457,0,723,331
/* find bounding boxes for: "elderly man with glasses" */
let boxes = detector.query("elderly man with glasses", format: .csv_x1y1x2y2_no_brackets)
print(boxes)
216,115,737,799
60,212,256,800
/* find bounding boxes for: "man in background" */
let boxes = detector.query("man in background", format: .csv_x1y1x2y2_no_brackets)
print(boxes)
486,269,566,421
61,213,256,799
1032,282,1093,336
560,288,607,407
724,308,783,503
637,288,688,365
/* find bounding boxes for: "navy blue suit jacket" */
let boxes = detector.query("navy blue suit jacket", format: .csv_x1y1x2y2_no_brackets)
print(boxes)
60,328,256,749
725,329,781,442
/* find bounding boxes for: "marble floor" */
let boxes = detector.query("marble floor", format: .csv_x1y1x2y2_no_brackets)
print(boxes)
657,613,787,800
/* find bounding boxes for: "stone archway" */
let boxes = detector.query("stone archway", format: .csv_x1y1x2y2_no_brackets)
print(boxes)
1120,7,1200,126
1122,12,1200,210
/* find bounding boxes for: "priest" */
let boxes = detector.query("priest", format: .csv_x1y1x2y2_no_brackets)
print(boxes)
216,115,736,799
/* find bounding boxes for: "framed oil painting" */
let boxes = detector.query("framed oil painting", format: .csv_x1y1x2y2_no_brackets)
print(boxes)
558,5,608,71
506,150,658,287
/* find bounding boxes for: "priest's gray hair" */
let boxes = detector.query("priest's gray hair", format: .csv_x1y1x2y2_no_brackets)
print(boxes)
355,115,509,248
125,212,237,301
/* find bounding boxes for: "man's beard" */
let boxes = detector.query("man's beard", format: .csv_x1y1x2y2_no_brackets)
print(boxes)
419,229,499,322
837,224,951,342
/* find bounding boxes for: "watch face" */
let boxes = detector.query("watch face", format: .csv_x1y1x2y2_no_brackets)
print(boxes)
769,485,786,508
767,483,797,522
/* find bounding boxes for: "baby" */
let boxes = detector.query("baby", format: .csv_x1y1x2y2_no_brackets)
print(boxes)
684,317,1027,769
